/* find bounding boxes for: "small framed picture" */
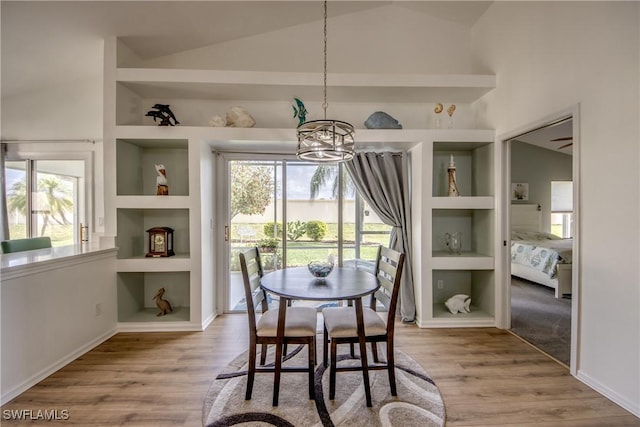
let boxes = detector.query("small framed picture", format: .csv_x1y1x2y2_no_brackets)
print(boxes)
512,183,529,201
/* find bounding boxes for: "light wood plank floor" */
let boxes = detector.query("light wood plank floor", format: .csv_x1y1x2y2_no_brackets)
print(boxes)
2,314,638,426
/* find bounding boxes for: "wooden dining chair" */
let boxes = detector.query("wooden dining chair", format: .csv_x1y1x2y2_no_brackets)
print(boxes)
322,245,405,401
239,247,317,406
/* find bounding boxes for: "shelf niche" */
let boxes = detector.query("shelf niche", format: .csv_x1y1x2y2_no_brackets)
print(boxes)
432,141,494,197
116,139,189,196
432,209,494,257
432,269,494,319
117,271,190,322
116,208,190,259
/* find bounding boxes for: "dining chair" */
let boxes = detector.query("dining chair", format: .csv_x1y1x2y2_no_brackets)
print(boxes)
239,247,317,406
1,236,52,254
322,245,405,401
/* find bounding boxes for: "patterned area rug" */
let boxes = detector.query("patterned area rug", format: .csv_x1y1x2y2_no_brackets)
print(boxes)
203,345,445,426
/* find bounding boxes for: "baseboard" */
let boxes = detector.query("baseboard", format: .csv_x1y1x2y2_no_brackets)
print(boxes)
1,327,118,405
577,370,640,417
201,311,217,330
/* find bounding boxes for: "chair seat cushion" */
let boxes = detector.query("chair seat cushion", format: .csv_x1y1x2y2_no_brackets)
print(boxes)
256,306,317,337
322,307,386,338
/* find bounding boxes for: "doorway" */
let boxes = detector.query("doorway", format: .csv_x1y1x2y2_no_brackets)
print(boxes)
502,110,579,372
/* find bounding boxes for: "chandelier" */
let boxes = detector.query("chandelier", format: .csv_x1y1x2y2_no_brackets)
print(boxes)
296,1,355,163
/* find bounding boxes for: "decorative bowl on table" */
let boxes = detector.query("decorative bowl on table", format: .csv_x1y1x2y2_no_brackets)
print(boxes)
308,261,334,278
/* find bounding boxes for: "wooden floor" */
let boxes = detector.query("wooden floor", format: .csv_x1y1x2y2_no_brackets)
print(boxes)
2,314,639,426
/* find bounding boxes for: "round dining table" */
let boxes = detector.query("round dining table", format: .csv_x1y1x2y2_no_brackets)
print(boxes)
260,266,380,407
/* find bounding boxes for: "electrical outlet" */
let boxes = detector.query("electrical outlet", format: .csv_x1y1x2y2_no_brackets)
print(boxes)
95,303,102,317
437,280,444,289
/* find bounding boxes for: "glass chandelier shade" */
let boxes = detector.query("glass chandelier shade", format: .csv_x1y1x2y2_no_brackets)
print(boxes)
296,1,355,163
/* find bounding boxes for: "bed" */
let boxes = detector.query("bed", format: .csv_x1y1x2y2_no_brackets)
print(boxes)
511,205,573,298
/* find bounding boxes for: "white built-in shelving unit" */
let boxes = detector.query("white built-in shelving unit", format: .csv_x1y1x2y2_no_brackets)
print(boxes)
104,37,498,331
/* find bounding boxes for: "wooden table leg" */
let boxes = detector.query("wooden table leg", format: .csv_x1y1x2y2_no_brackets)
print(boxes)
354,299,372,407
273,297,287,406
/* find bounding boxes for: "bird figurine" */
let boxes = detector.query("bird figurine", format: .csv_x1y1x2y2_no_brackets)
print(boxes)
152,287,173,316
292,97,308,126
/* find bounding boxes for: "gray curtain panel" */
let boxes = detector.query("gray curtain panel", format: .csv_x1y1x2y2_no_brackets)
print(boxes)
345,152,415,322
0,143,9,240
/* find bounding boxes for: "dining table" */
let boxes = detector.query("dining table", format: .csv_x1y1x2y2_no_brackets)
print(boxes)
260,265,380,407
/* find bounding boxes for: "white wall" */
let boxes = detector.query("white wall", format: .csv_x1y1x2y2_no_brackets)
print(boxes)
472,2,640,415
142,4,473,74
511,141,573,233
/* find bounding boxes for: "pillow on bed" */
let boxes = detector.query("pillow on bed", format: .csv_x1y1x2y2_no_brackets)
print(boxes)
511,229,562,241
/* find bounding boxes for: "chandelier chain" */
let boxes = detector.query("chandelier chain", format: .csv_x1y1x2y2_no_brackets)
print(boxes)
322,0,328,117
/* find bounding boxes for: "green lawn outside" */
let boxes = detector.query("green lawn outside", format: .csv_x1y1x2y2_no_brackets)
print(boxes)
230,223,390,271
8,224,75,247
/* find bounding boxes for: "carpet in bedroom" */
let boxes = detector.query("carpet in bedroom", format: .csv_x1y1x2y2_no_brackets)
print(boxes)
510,277,571,366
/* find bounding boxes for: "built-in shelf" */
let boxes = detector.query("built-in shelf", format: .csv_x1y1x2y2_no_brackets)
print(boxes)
430,269,495,327
116,196,191,209
431,196,494,209
431,254,494,270
117,271,190,324
116,68,496,103
116,138,189,196
116,256,191,272
116,208,190,259
118,306,191,323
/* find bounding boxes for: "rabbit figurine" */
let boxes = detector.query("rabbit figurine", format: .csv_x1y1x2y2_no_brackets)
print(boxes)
152,287,173,316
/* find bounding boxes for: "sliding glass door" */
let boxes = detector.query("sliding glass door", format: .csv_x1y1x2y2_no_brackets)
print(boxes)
225,157,391,312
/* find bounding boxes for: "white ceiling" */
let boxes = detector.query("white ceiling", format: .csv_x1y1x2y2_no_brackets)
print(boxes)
512,119,574,156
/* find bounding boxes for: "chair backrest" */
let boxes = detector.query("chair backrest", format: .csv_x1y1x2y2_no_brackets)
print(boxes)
371,245,405,332
239,247,267,335
1,236,52,254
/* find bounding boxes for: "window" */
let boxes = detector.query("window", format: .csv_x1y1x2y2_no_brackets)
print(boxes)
4,158,87,246
551,181,573,238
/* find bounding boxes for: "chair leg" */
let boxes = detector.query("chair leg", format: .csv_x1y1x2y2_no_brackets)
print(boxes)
273,340,283,406
283,343,288,359
371,342,379,363
349,342,355,358
387,340,397,396
260,343,267,365
308,338,316,399
246,345,256,400
329,339,338,400
323,325,329,368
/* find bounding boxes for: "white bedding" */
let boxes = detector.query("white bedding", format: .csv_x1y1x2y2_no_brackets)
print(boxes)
511,230,572,279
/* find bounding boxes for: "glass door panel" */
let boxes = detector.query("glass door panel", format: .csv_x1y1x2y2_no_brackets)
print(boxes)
285,162,340,309
228,160,280,311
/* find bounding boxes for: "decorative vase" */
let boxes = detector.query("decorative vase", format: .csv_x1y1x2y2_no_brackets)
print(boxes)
444,232,462,255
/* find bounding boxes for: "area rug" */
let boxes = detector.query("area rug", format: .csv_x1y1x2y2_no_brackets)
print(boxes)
203,344,445,426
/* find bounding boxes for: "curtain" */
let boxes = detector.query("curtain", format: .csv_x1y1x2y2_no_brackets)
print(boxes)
0,143,9,240
345,152,415,322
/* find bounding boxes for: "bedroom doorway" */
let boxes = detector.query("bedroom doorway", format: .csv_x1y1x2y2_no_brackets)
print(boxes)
502,110,579,373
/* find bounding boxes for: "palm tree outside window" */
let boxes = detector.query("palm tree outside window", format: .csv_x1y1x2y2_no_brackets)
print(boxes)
4,159,85,246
